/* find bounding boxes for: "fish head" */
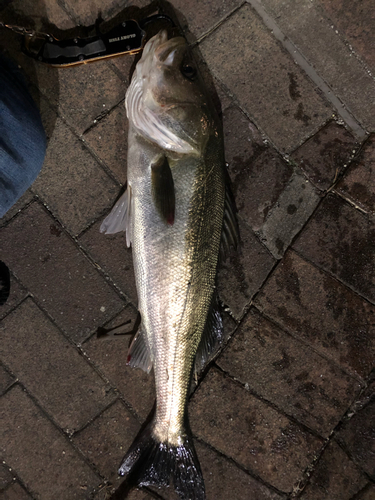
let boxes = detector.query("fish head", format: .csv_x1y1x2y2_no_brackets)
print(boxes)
126,30,214,156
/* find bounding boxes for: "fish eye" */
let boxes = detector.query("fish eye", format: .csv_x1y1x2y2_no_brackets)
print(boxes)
181,64,197,80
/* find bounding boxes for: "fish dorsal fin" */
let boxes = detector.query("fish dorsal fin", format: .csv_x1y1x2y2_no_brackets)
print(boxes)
151,156,175,225
127,324,153,374
220,180,239,261
194,296,224,376
100,185,133,247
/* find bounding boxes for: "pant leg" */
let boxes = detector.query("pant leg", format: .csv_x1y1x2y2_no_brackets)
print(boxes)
0,54,46,217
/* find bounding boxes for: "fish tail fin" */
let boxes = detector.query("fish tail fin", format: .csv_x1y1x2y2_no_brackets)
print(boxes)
118,420,205,500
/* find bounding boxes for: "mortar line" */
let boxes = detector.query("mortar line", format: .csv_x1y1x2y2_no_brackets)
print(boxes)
350,483,375,500
289,376,374,496
0,462,37,500
244,241,370,383
31,196,134,308
6,290,125,413
252,302,367,386
292,244,375,307
245,0,368,140
332,189,371,216
1,380,105,482
71,395,122,437
193,435,288,498
192,2,247,46
213,363,331,441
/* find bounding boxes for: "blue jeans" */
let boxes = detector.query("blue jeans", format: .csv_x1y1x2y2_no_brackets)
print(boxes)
0,54,46,218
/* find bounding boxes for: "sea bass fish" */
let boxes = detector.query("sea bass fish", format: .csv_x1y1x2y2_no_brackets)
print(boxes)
101,30,237,500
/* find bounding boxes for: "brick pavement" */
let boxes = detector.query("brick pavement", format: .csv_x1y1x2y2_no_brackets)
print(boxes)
0,1,374,499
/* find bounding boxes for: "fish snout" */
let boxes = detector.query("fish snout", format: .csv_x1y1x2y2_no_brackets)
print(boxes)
142,30,169,59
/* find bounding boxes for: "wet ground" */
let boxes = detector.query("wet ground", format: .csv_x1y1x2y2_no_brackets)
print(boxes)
0,1,374,499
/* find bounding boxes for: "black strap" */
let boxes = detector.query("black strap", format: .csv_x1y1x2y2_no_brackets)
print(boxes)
23,20,146,67
1,14,175,67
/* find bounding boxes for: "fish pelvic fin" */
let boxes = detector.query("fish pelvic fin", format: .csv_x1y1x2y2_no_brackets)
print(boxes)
126,324,153,374
117,421,205,500
100,185,133,247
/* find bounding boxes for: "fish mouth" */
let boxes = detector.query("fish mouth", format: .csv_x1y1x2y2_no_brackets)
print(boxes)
155,35,187,66
142,30,187,66
142,30,168,58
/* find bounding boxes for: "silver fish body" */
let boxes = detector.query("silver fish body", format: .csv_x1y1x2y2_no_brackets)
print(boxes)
101,30,237,500
129,128,225,444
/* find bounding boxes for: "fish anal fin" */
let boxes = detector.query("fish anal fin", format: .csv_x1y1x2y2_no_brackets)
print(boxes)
151,156,175,225
194,295,224,376
127,324,153,374
100,185,133,247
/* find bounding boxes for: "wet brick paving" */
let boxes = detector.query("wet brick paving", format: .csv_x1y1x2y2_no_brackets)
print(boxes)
0,1,374,499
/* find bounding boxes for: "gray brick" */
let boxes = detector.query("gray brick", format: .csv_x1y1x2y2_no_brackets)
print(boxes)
0,463,13,491
291,121,358,191
356,484,375,500
32,118,119,236
300,441,368,500
319,0,375,75
336,134,375,215
255,250,375,378
293,194,375,303
336,400,375,478
0,385,100,499
196,441,283,499
217,307,361,437
61,0,126,27
0,366,14,395
190,368,323,492
82,306,155,421
0,275,28,322
0,299,115,432
199,4,332,152
0,0,75,30
171,0,243,42
83,102,128,185
36,60,125,135
218,218,275,319
1,482,33,500
79,219,138,306
0,191,34,228
73,399,140,485
260,0,375,130
0,202,124,342
257,169,321,258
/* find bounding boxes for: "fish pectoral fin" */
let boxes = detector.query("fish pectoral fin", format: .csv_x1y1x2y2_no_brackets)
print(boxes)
151,155,175,225
194,295,224,376
220,179,240,261
100,185,133,247
127,324,153,374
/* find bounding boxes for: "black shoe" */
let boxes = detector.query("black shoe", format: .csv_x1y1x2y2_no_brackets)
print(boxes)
0,260,10,305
